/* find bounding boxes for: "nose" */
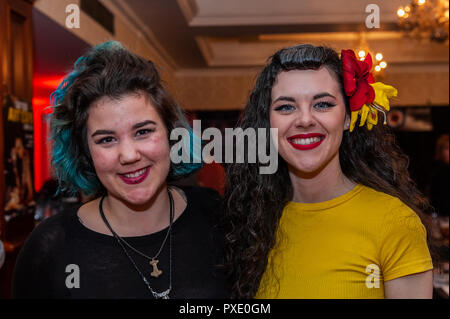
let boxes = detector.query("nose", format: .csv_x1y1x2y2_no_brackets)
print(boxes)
118,139,141,165
294,107,316,128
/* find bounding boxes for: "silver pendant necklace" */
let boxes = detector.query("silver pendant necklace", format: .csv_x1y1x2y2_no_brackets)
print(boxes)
102,201,172,278
99,188,174,299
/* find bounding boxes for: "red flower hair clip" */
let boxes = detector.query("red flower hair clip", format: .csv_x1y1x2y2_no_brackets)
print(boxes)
341,49,398,131
341,50,375,111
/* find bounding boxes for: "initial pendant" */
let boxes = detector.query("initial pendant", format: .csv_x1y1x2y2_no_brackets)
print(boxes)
149,259,163,278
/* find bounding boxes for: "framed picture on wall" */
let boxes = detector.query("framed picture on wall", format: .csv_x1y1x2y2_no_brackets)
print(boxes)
2,94,35,222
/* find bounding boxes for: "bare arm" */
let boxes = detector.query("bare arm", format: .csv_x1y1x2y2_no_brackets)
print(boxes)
384,270,433,299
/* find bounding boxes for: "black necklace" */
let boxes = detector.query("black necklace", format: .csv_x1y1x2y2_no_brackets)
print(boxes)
99,189,174,299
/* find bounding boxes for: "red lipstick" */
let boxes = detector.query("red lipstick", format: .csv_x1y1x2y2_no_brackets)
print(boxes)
287,133,325,151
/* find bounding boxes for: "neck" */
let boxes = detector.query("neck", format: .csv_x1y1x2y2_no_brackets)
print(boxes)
288,155,356,203
103,184,171,236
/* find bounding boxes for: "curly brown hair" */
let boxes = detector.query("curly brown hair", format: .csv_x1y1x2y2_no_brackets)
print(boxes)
223,44,433,299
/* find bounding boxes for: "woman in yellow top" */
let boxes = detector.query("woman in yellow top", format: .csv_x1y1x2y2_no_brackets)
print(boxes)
223,44,433,299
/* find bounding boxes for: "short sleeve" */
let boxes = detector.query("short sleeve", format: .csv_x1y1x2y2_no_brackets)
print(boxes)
379,199,433,282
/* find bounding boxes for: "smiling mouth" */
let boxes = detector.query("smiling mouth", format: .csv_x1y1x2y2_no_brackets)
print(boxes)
287,134,325,150
121,167,148,178
118,166,151,184
290,136,323,145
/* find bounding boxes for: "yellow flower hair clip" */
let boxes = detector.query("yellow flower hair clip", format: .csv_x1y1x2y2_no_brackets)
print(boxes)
341,49,398,132
350,82,398,131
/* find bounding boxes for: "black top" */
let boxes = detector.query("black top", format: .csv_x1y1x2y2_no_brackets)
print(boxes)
12,186,229,299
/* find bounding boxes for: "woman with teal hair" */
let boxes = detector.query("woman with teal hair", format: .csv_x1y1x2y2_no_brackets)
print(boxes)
12,41,229,298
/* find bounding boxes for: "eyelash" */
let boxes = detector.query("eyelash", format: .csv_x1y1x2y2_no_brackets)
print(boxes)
96,136,115,145
274,101,336,113
136,128,154,137
314,101,336,110
95,128,155,145
274,104,295,112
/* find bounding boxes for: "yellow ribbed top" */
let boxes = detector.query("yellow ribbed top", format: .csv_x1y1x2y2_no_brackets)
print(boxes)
256,184,433,299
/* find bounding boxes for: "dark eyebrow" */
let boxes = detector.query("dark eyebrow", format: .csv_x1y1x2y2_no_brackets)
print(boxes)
91,120,157,138
272,96,296,105
272,93,335,105
132,120,157,130
313,92,336,100
91,129,114,138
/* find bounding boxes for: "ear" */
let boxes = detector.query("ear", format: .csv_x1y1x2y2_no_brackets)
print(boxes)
343,115,351,131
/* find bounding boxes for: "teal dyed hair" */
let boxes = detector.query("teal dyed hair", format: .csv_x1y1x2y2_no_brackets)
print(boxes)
49,41,202,197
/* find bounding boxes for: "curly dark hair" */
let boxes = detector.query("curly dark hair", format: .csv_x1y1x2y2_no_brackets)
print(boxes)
223,44,433,299
49,41,201,197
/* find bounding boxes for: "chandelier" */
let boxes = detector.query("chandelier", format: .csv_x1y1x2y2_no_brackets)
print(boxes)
397,0,449,43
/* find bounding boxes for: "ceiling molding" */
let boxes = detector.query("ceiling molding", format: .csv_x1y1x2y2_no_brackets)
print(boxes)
179,0,404,27
258,31,403,42
175,67,262,77
176,0,198,24
196,31,449,67
195,36,214,67
189,23,399,37
174,61,450,78
187,13,396,27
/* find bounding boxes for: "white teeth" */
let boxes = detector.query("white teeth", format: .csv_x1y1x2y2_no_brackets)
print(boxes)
124,168,147,178
291,137,321,145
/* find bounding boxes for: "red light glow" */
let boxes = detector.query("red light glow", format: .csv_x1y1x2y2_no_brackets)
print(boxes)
33,75,64,192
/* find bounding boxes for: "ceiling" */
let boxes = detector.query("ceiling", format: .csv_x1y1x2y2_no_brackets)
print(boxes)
110,0,449,70
33,9,90,77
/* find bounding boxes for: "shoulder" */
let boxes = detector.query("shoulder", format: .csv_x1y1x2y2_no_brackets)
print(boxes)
29,210,71,242
351,185,427,237
383,199,426,235
13,209,75,295
12,208,79,298
357,186,420,220
356,186,427,241
356,185,402,207
19,206,78,262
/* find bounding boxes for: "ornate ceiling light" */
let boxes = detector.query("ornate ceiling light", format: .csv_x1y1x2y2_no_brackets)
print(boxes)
397,0,449,43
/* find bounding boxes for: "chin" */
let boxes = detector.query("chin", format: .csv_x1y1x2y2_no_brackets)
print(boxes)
112,188,157,206
130,190,158,203
287,159,324,176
